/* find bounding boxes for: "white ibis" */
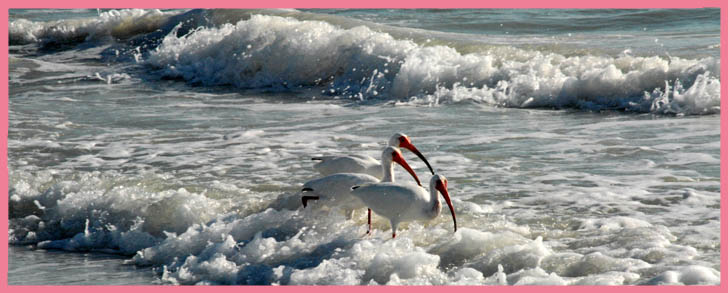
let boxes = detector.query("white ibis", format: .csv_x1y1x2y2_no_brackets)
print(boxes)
301,146,422,233
312,133,434,178
350,174,456,238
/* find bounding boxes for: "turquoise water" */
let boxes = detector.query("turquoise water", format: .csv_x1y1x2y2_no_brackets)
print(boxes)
8,9,720,285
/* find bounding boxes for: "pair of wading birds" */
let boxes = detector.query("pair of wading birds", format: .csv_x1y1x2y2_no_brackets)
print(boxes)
300,133,457,238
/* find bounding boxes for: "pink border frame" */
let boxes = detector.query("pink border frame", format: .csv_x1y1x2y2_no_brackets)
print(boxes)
1,0,724,291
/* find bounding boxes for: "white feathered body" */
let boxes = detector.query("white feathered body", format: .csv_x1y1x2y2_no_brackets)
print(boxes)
351,182,440,224
312,154,383,179
302,173,379,211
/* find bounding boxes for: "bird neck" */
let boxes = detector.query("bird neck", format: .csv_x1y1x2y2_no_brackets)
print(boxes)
381,159,395,182
428,180,442,217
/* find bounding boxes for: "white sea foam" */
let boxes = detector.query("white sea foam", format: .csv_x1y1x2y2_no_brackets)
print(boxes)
8,9,720,286
8,112,720,285
9,170,226,253
12,167,715,285
10,9,175,46
146,14,719,115
9,10,720,114
646,265,721,285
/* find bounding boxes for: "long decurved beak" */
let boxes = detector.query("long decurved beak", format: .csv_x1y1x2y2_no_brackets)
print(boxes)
436,181,457,233
399,140,434,175
392,152,422,186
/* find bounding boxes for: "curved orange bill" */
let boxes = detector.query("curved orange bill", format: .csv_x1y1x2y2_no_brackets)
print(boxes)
400,140,434,175
392,152,422,186
436,181,457,233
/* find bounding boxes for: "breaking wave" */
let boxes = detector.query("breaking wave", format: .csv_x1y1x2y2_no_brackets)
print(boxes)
10,9,721,114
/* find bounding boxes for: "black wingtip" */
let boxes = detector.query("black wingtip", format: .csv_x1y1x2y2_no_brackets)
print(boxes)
301,195,319,208
351,186,360,190
311,157,323,161
301,187,313,192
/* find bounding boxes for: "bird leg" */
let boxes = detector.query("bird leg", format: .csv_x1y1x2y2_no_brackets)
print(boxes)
301,196,319,208
367,208,372,234
361,209,373,238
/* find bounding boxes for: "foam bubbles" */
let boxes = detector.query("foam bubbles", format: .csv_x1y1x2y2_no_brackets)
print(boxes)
10,9,174,46
646,265,720,285
8,9,720,286
10,10,720,115
146,14,719,115
9,170,224,253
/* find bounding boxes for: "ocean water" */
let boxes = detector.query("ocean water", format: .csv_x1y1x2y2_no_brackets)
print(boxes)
7,9,721,285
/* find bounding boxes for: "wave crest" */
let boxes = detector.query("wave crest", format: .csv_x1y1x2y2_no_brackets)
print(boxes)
147,14,719,114
10,9,173,47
